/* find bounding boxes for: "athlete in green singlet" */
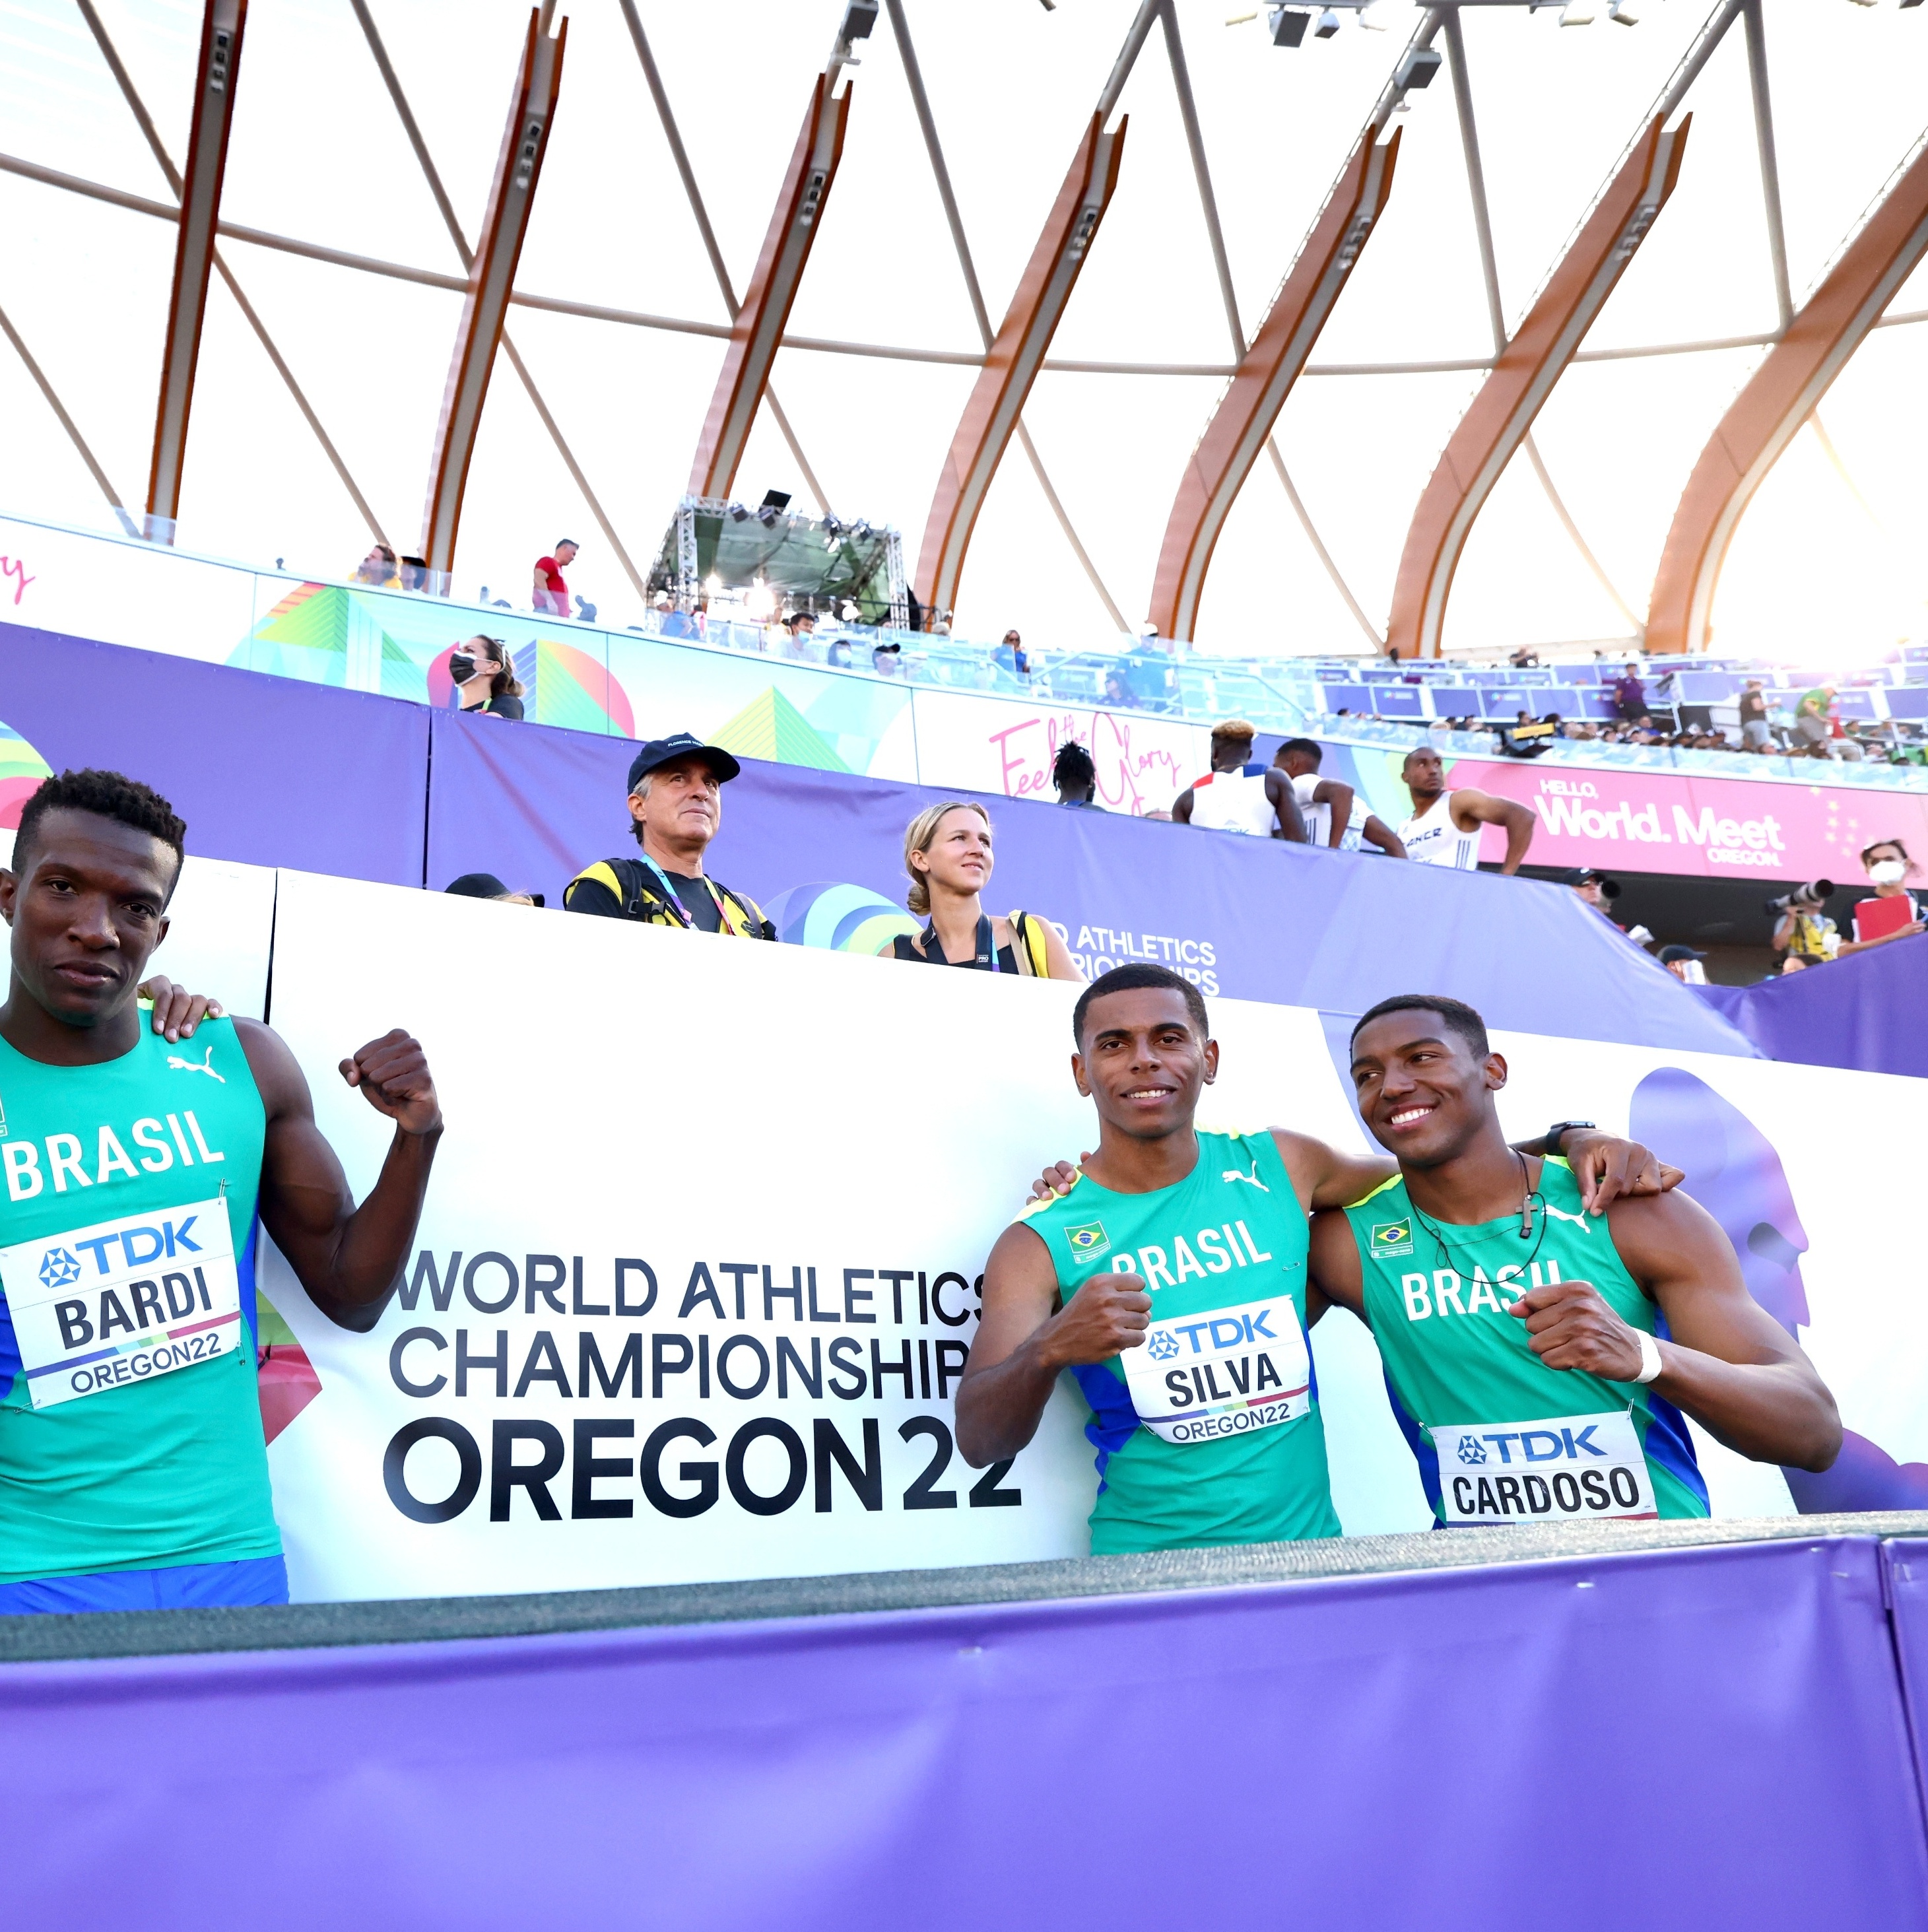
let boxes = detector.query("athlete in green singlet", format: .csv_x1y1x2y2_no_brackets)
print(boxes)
0,770,444,1613
958,964,1677,1554
1308,995,1840,1527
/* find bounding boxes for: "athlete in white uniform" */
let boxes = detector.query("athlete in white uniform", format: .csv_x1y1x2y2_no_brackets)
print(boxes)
1173,721,1304,840
1397,745,1536,873
1273,740,1407,857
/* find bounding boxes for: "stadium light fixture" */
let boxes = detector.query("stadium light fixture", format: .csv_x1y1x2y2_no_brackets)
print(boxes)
1270,9,1310,45
1560,3,1600,23
1395,44,1442,89
1609,1,1639,22
1315,9,1343,38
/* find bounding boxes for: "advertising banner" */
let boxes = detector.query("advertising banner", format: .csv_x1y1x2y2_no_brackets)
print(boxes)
1314,735,1928,884
256,871,1928,1602
908,688,1213,815
421,712,1748,1054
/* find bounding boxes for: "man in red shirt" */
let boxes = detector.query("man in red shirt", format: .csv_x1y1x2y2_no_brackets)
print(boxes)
533,537,578,616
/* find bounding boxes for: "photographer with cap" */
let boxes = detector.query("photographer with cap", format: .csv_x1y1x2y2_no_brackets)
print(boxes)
562,733,774,939
1562,866,1653,947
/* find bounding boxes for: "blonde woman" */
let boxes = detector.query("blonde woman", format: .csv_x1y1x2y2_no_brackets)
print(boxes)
884,801,1083,979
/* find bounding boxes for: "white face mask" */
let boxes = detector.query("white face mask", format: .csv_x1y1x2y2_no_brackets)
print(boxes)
1870,859,1908,886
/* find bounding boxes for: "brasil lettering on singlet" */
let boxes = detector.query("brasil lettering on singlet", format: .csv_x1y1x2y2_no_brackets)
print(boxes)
1018,1129,1340,1554
0,1017,281,1584
1342,1157,1708,1526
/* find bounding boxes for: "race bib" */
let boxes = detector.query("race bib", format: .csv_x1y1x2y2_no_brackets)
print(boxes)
1,1195,242,1410
1121,1292,1312,1446
1429,1409,1657,1524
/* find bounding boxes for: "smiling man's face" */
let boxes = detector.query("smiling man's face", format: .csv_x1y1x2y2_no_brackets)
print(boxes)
1073,987,1216,1145
0,809,176,1030
1349,1007,1506,1170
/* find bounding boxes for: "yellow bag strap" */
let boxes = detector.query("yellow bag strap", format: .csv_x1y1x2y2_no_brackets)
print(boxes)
1009,909,1049,978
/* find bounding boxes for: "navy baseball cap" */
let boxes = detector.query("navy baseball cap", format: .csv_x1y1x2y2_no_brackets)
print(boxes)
626,733,742,791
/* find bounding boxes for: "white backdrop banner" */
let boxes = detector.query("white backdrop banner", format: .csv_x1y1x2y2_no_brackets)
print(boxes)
257,871,1928,1601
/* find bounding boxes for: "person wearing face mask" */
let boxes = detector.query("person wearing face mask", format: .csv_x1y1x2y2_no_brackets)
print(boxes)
1840,840,1927,955
881,801,1082,980
448,638,525,721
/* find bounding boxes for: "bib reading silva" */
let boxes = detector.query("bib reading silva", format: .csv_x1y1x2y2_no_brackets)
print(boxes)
1343,1157,1707,1527
0,1017,280,1584
1020,1129,1339,1552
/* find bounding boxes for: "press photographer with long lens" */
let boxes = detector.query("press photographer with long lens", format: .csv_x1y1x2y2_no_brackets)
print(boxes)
1769,880,1838,966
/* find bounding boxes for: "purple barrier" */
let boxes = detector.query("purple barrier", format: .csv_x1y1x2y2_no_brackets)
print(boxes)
1881,1539,1928,1819
2,1538,1921,1930
1692,935,1928,1078
0,622,430,886
424,711,1752,1054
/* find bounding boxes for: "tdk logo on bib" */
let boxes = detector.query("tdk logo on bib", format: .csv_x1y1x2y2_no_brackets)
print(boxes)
1430,1411,1657,1524
38,1247,82,1290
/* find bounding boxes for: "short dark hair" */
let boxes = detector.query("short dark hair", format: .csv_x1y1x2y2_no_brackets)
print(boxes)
1052,739,1096,787
556,537,579,549
15,769,187,894
1278,737,1321,764
1401,746,1439,771
1073,964,1209,1048
1350,993,1489,1061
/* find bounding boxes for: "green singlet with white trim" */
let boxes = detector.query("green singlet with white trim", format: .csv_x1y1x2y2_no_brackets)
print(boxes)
0,1015,281,1583
1018,1127,1340,1554
1341,1156,1708,1527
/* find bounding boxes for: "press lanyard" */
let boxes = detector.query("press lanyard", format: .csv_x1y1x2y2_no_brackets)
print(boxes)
917,913,1001,970
636,853,735,935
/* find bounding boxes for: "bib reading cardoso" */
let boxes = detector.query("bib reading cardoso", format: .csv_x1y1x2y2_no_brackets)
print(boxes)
0,1195,241,1409
1429,1409,1657,1524
1120,1292,1311,1444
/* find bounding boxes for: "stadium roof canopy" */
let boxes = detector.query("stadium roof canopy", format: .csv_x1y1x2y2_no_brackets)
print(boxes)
2,0,1924,661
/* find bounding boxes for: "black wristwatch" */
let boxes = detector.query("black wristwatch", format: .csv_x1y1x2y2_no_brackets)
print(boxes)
1545,1121,1595,1158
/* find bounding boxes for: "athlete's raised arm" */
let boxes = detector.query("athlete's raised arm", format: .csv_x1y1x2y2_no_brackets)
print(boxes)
1306,1208,1365,1322
235,1020,443,1335
956,1222,1148,1467
1507,1189,1840,1472
1448,788,1535,874
1272,1127,1678,1215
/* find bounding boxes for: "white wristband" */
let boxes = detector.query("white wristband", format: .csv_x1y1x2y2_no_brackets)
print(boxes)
1632,1329,1663,1385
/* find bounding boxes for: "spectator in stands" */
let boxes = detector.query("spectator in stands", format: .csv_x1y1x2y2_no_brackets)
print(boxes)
1508,646,1540,669
882,802,1081,980
444,871,543,908
1174,721,1306,840
1103,670,1138,711
1838,839,1927,956
562,734,774,937
1611,663,1647,723
1396,747,1535,873
533,539,579,617
1738,679,1772,751
826,638,853,669
449,638,525,720
1053,739,1104,810
1794,683,1835,752
354,543,399,588
1273,740,1405,856
781,613,816,660
997,630,1032,680
1658,944,1708,984
873,642,902,677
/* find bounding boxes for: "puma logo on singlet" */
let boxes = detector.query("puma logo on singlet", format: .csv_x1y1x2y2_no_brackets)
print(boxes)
166,1045,225,1083
1543,1203,1591,1231
1222,1160,1269,1191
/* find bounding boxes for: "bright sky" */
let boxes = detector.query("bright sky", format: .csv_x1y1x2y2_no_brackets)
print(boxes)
1,0,1923,663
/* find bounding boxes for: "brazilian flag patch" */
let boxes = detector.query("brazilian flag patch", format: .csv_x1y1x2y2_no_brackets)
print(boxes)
1066,1221,1110,1263
1370,1219,1414,1259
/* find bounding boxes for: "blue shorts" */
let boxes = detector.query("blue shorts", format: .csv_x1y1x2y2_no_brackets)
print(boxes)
0,1554,288,1615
